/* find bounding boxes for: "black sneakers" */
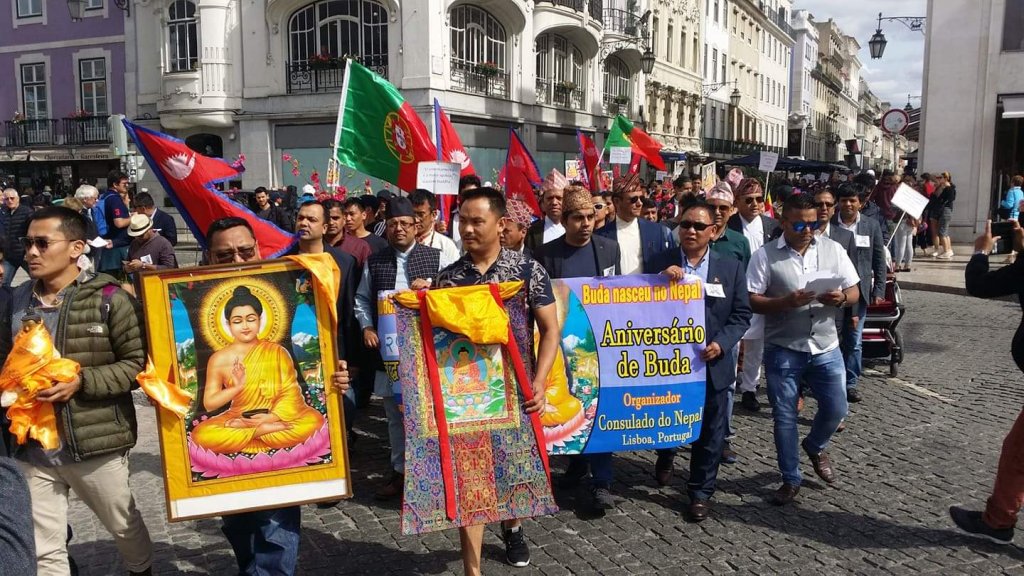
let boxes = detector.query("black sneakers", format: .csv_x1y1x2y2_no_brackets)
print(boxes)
949,505,1014,545
502,524,531,567
740,391,761,411
591,487,615,510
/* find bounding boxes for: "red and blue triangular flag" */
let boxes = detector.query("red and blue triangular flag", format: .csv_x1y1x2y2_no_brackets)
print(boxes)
498,127,543,217
123,120,295,258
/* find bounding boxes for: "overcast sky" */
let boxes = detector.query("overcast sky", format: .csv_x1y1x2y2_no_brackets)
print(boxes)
792,0,927,107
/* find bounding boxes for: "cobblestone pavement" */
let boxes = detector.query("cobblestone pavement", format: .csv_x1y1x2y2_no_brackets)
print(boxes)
64,289,1024,575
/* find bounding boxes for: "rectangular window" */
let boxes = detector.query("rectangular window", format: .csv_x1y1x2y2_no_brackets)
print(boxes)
1005,0,1024,51
667,26,674,62
21,63,48,118
680,32,686,66
712,48,718,82
86,0,103,9
710,106,717,138
721,63,726,86
692,38,699,70
16,0,42,18
703,43,708,77
714,0,719,22
652,18,659,56
79,58,108,115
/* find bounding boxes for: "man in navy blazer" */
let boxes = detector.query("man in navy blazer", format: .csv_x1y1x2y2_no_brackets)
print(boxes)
131,191,178,246
596,175,676,274
833,182,886,403
645,201,751,523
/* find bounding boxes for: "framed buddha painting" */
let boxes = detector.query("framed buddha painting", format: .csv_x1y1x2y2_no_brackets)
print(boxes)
139,258,350,521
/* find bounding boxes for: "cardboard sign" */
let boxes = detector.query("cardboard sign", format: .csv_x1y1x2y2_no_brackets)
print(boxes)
609,146,633,164
415,162,461,195
565,159,581,180
758,151,779,173
891,183,930,220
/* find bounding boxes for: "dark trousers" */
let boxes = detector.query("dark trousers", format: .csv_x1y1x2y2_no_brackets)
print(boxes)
985,407,1024,529
655,379,730,501
221,506,301,576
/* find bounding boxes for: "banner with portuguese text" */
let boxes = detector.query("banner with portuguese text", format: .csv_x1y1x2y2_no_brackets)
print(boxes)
541,275,706,454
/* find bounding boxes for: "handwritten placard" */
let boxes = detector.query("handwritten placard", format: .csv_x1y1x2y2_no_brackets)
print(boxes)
416,161,461,195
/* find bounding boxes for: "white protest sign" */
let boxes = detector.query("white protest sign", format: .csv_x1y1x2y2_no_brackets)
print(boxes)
416,161,461,195
819,172,830,182
891,183,930,220
655,170,668,181
609,146,632,164
758,151,779,173
673,160,686,177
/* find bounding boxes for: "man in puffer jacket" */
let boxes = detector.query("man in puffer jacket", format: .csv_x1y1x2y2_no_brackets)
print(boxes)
9,206,153,576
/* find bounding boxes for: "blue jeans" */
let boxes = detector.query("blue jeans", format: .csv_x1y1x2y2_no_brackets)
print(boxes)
841,301,868,390
382,393,405,473
764,345,848,486
221,506,300,576
2,259,26,288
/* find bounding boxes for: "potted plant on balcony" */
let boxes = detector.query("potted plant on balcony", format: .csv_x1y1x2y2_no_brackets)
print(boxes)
69,109,92,119
475,61,501,78
555,80,577,95
309,52,342,71
11,112,24,124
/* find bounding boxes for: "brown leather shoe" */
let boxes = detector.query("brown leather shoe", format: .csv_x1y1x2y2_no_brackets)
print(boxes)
654,452,674,486
772,483,800,506
374,471,404,501
803,443,837,484
687,499,712,522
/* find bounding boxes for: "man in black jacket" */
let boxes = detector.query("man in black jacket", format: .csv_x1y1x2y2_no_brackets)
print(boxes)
131,191,178,246
951,220,1024,545
1,187,30,287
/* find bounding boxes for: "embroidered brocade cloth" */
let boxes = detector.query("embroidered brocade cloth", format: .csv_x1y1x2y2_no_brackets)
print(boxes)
394,283,558,535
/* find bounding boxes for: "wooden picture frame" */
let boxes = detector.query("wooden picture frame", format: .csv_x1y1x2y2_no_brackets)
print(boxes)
139,259,350,521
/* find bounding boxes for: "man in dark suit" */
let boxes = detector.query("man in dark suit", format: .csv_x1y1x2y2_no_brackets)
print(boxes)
646,200,751,522
525,170,567,253
813,188,856,262
833,182,886,403
131,191,178,246
534,187,621,510
595,174,675,275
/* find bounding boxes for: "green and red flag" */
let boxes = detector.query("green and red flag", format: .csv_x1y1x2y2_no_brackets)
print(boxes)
604,115,667,171
333,61,437,192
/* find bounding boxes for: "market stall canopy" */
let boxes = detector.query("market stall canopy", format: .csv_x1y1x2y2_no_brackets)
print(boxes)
721,153,848,173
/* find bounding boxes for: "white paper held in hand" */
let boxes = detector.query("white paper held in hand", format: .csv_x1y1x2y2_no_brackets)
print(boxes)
798,271,845,295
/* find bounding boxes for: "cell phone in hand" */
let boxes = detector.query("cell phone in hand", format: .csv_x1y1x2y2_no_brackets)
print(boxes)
991,221,1016,254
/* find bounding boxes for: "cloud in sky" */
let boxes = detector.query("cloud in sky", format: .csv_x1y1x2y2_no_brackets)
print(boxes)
792,0,927,107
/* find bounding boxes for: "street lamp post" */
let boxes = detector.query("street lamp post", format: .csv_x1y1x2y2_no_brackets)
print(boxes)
699,79,740,149
868,12,926,59
68,0,130,20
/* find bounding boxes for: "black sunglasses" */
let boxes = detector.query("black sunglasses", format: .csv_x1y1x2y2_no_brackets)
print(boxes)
743,196,765,205
814,201,835,209
20,237,71,252
791,221,822,233
678,221,712,232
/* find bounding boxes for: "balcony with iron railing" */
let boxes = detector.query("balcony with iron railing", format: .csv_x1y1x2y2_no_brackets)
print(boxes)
4,119,60,147
63,116,112,146
602,7,641,37
537,78,585,111
703,137,785,157
536,0,603,22
602,92,631,116
285,56,388,94
450,61,511,99
758,3,794,38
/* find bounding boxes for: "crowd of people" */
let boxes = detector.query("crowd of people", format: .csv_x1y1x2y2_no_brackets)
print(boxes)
1,162,1021,576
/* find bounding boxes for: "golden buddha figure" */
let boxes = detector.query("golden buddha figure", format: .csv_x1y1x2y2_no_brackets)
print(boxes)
191,286,324,454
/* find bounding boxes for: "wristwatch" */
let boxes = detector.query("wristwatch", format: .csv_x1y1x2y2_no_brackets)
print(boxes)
836,292,847,308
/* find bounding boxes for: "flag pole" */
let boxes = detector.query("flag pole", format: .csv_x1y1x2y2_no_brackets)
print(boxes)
331,59,354,178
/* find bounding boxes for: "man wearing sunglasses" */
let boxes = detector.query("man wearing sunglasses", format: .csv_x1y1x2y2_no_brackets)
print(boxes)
747,193,860,506
595,175,675,275
833,183,887,404
204,216,353,576
646,201,751,521
728,178,780,414
591,191,611,230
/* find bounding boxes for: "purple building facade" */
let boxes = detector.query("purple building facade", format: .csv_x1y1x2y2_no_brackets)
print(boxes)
0,0,126,196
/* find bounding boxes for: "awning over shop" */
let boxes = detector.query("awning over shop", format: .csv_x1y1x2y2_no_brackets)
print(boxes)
1002,96,1024,119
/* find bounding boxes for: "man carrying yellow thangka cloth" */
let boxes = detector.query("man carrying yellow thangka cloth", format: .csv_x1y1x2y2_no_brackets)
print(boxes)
393,187,559,576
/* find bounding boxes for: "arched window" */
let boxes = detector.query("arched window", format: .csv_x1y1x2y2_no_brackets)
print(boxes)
449,5,508,98
536,33,586,110
288,1,389,77
167,0,198,73
602,55,631,112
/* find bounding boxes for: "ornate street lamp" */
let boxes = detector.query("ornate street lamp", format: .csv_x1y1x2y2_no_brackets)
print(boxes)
640,49,656,75
868,12,925,60
68,0,130,21
869,27,887,59
729,88,741,108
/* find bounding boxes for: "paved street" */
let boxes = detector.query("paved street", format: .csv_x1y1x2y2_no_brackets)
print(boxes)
64,288,1024,575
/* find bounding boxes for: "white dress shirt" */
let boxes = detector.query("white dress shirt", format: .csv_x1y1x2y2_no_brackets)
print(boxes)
542,216,565,243
616,216,642,275
741,215,765,252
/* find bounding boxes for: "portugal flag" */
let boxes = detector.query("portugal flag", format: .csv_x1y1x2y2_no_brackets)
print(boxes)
123,120,295,258
334,61,436,192
604,115,666,171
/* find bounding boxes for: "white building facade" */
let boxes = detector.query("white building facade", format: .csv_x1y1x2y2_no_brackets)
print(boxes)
751,0,792,153
787,9,816,158
127,0,652,193
645,0,704,157
919,0,1024,241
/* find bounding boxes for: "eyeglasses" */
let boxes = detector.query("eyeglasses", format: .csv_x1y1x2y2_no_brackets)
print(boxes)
791,221,822,233
20,237,70,252
814,201,836,209
743,196,765,205
593,203,607,210
212,245,258,262
708,204,733,212
627,196,645,205
387,220,417,230
678,221,712,232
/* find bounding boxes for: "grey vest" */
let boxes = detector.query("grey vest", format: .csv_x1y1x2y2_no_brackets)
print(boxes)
763,237,844,353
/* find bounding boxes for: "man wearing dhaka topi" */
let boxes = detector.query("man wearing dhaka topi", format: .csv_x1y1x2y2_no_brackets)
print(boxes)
192,285,325,454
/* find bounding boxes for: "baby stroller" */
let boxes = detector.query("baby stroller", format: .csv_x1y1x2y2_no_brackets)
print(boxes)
862,267,906,376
